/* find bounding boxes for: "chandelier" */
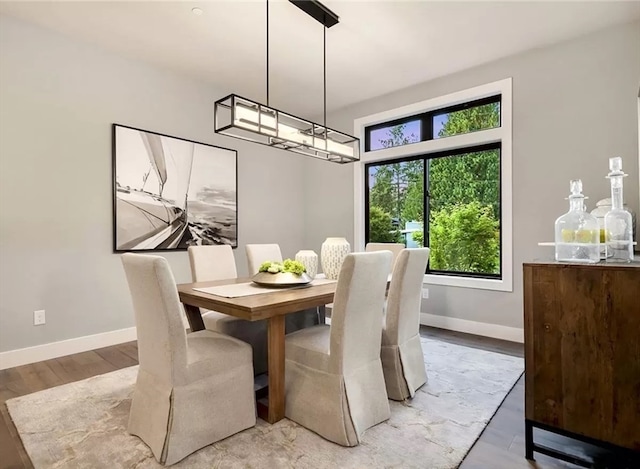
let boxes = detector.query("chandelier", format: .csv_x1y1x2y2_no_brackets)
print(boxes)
214,0,360,164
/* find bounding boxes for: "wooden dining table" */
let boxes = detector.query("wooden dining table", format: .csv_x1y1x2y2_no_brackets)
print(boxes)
176,277,337,424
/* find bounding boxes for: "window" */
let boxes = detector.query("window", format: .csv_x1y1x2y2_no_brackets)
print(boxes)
366,143,501,279
365,96,500,151
433,100,500,139
366,159,424,243
354,79,512,291
367,119,421,151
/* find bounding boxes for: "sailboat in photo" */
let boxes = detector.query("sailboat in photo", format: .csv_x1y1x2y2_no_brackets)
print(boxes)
116,129,194,250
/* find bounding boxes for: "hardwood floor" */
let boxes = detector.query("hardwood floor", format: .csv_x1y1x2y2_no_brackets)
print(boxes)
419,328,571,468
0,327,607,469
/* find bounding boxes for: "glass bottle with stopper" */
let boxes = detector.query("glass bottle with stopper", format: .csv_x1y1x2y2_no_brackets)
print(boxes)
604,157,633,262
554,179,600,263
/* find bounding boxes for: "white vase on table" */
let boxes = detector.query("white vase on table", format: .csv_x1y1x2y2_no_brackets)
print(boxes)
321,237,350,280
295,250,318,279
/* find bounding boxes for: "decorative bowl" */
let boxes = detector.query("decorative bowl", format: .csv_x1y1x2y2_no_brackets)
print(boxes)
252,271,312,288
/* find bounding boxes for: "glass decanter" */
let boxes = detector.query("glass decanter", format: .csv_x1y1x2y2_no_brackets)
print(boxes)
554,179,599,263
604,157,634,262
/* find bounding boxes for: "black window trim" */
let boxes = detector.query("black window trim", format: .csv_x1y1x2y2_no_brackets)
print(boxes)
364,94,501,152
364,141,502,281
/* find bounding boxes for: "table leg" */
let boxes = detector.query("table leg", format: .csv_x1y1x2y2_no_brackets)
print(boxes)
266,315,285,423
183,304,205,332
317,305,326,324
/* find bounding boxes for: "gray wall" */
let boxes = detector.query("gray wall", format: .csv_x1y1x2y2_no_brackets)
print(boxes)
0,16,309,352
1,16,638,353
303,21,640,330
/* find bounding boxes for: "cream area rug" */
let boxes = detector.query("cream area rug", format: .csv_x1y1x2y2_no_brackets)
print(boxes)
6,338,523,469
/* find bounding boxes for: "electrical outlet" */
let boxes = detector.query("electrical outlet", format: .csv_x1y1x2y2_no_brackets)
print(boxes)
34,310,46,326
422,289,429,299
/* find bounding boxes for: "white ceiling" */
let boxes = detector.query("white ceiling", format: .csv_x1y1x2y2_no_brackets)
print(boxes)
1,1,639,118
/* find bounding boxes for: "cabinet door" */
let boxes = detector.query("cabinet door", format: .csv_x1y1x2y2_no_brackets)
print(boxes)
524,264,640,450
608,269,640,450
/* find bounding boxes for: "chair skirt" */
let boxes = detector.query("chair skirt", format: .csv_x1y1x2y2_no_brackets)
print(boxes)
128,364,256,465
284,359,390,446
381,334,427,401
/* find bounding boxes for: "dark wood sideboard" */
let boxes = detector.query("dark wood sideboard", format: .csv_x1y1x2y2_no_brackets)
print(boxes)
523,261,640,465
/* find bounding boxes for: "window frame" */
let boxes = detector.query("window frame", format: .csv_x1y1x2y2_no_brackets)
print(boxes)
365,95,501,151
353,78,513,292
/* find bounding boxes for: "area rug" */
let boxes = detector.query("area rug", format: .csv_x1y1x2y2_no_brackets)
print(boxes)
6,338,523,468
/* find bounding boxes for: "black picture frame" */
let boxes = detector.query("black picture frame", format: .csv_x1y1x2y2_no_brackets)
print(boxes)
112,124,238,252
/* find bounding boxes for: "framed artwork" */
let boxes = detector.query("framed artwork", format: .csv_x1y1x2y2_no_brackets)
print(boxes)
113,124,237,252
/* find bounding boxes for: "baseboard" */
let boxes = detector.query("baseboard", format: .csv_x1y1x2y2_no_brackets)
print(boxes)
0,327,137,370
420,313,523,343
0,315,522,370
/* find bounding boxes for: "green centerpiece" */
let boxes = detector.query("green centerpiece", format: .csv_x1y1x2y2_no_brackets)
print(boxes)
252,259,312,287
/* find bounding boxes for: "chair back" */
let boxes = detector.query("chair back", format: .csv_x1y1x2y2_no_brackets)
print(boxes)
245,243,283,274
365,242,405,268
385,248,430,345
188,245,238,282
121,254,187,384
330,251,392,373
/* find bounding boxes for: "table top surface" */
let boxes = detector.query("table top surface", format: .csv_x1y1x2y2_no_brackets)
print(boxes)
177,277,337,321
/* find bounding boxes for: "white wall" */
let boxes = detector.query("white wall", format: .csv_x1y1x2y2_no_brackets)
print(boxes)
304,21,640,330
0,16,309,353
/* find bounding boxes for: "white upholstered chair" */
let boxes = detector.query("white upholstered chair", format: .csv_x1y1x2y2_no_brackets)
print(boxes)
245,243,321,331
245,243,283,274
121,253,256,465
188,245,268,375
284,251,393,446
365,242,406,268
188,244,237,281
381,248,431,400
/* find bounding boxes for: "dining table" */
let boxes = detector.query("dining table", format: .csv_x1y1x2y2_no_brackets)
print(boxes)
176,276,337,424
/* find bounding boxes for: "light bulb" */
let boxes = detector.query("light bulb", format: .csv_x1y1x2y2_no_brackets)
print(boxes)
233,102,353,157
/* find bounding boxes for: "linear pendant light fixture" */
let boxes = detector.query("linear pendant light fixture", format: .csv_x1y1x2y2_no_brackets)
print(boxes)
214,0,360,163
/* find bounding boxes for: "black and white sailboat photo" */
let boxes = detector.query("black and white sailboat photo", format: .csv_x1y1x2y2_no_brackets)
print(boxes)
113,125,237,251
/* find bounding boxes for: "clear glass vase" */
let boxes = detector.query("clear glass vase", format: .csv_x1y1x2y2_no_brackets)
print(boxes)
604,157,634,262
554,180,600,263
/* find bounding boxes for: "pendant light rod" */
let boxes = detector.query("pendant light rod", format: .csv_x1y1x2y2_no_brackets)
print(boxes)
266,0,270,106
323,25,326,131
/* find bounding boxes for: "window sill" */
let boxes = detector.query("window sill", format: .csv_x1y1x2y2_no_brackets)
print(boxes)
423,274,512,292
